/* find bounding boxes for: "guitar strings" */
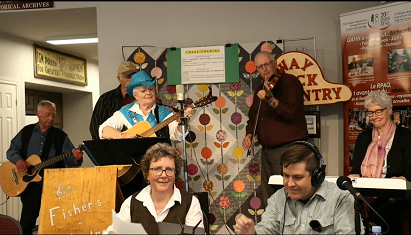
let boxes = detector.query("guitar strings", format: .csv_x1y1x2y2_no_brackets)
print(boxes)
12,149,77,177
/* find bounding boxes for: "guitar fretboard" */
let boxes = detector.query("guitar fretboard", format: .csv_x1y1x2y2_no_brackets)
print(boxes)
141,104,195,137
34,147,82,171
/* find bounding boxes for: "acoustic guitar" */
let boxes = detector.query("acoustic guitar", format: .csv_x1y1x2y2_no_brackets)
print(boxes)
123,93,217,137
99,164,141,186
0,147,83,197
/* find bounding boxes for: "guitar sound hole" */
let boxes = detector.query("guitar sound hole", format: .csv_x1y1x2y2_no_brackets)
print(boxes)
26,166,35,176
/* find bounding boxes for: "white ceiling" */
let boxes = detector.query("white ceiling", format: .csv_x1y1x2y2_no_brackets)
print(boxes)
0,7,98,61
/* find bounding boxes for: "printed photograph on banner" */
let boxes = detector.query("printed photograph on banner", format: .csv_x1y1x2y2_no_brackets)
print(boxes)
348,144,355,166
348,108,370,131
393,105,411,129
347,54,374,77
388,47,411,73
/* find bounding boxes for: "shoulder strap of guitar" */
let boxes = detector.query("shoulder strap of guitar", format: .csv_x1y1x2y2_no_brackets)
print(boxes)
154,105,170,139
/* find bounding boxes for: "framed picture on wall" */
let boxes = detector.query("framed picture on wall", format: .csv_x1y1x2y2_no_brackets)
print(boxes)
33,44,87,86
305,111,321,138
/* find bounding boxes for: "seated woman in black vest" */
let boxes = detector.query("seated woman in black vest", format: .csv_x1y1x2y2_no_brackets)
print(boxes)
103,142,204,234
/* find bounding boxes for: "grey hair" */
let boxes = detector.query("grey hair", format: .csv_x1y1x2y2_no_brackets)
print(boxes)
254,51,274,62
140,142,182,180
364,91,392,109
132,85,154,96
37,100,56,111
132,86,140,96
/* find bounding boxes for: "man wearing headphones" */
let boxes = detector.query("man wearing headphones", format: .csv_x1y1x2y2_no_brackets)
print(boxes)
234,141,363,234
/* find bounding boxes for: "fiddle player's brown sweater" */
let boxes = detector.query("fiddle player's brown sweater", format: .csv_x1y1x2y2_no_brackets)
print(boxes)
246,72,308,147
130,189,193,235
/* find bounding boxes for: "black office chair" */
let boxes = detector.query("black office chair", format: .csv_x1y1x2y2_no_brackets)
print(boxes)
193,192,209,235
0,214,23,234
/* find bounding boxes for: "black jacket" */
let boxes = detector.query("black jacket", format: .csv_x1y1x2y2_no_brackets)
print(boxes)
351,126,411,181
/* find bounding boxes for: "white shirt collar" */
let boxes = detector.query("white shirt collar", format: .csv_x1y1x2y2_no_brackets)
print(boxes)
135,184,182,207
129,102,157,119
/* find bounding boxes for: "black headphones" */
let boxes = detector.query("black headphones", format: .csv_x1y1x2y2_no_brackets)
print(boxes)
280,140,326,187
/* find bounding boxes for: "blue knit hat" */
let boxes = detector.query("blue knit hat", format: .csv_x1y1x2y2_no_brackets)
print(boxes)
126,71,156,97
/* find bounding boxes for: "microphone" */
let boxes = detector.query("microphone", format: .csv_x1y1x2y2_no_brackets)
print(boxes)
336,176,364,201
309,220,322,232
337,176,390,234
176,85,185,103
177,216,185,235
192,220,202,235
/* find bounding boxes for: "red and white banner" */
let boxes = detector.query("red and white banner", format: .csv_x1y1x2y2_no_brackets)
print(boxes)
341,2,411,175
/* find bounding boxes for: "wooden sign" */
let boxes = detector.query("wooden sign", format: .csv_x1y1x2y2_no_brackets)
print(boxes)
39,167,117,234
0,1,54,11
34,44,88,86
277,51,353,106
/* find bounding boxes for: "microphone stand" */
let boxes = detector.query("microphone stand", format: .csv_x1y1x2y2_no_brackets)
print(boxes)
179,98,189,192
354,198,361,235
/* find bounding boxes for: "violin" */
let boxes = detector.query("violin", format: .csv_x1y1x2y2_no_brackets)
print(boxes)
264,73,280,99
264,73,280,91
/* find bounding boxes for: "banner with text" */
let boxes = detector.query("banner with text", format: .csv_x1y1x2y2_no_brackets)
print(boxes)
341,2,411,175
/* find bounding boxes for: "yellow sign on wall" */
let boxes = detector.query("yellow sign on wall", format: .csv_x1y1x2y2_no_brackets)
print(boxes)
34,44,87,86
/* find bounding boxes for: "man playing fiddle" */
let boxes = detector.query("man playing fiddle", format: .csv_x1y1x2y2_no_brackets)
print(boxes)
242,51,308,208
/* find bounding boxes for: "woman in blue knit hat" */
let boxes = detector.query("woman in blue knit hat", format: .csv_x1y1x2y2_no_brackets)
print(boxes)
99,70,192,141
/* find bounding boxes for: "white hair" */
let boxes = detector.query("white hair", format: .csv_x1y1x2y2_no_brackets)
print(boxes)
37,100,56,111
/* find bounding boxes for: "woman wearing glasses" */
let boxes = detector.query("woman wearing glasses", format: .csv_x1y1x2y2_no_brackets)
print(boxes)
349,90,411,235
103,142,203,234
99,70,193,199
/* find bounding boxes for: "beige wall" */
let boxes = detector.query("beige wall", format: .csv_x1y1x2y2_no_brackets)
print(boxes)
90,1,379,176
0,31,99,168
3,1,383,176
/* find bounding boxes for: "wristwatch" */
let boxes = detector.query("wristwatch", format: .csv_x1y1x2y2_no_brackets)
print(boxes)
269,98,277,107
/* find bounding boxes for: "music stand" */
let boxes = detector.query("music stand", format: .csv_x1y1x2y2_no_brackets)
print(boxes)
82,137,171,166
82,137,171,200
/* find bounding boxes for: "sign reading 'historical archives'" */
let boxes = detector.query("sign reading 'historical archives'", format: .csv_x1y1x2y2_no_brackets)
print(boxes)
34,44,87,86
0,1,54,11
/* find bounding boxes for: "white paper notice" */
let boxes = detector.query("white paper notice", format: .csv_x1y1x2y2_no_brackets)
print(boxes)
112,210,147,234
181,46,225,84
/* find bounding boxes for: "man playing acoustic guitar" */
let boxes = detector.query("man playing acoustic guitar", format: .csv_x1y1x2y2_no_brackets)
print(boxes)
6,100,83,235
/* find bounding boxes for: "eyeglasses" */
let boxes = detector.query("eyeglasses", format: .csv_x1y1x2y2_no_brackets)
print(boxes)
365,108,386,117
256,60,274,70
150,167,176,176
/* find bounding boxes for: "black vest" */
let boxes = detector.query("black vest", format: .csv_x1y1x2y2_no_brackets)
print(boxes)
21,124,67,169
130,188,193,235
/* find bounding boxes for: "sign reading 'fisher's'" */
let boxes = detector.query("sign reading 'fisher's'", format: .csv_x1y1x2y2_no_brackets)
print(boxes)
0,1,54,11
34,44,87,86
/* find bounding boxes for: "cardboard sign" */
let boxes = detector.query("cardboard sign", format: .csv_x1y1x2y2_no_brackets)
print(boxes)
277,51,352,106
39,167,117,234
